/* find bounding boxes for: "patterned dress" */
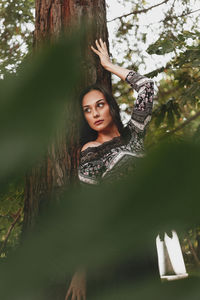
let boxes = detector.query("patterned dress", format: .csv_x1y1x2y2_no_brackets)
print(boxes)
78,70,154,185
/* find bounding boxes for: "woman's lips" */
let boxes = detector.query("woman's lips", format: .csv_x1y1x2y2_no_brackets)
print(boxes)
94,120,104,125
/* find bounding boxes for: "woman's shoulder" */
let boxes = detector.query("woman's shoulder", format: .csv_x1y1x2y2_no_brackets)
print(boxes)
81,141,102,152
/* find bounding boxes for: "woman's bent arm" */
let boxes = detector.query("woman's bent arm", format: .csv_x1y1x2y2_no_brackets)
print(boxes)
91,38,154,133
126,71,154,133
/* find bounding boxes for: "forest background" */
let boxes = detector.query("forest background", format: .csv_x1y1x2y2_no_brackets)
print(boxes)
0,0,200,299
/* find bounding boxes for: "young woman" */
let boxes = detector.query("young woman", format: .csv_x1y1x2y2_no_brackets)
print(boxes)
78,38,154,186
65,38,154,300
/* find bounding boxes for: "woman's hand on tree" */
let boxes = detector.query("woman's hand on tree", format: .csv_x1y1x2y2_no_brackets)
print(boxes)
91,38,130,80
91,38,112,70
65,270,86,300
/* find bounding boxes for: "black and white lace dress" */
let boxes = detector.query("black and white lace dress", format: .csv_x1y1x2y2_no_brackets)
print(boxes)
78,70,154,185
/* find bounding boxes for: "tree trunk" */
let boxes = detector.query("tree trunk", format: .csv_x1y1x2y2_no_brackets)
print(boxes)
23,0,111,230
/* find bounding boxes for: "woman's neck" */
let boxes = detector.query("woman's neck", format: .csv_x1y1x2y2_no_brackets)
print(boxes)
95,124,120,144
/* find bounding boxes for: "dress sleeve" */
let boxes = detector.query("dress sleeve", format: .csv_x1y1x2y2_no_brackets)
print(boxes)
125,71,154,133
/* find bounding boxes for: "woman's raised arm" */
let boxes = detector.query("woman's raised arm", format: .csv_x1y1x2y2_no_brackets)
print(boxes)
91,38,154,133
125,71,154,133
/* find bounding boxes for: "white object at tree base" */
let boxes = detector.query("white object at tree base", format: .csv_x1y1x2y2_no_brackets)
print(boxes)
156,230,188,281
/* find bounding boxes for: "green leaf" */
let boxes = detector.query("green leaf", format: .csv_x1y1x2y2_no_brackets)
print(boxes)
147,37,175,55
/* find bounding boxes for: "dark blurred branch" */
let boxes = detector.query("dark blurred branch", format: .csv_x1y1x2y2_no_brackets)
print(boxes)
0,208,22,255
187,236,200,266
158,87,179,98
0,215,11,219
147,8,200,26
165,110,200,136
107,0,170,22
108,6,200,30
170,8,200,20
148,109,200,149
144,63,172,78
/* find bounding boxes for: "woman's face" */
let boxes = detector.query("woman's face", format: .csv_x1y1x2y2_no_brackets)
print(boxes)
82,89,114,132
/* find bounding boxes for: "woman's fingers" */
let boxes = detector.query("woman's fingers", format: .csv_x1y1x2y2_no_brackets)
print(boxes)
99,38,106,50
82,291,86,300
92,39,108,55
95,39,102,52
96,39,107,53
103,41,108,52
65,288,71,300
91,39,111,68
79,289,86,300
91,45,101,56
77,292,81,300
71,291,76,300
66,288,82,300
98,38,109,55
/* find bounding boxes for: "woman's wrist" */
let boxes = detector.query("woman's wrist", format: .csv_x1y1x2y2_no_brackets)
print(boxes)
104,62,114,71
105,63,131,81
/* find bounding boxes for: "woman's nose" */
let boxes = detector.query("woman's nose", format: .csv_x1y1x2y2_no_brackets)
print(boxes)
92,108,100,118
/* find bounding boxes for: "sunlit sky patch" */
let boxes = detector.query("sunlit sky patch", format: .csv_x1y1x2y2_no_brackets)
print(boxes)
107,0,200,74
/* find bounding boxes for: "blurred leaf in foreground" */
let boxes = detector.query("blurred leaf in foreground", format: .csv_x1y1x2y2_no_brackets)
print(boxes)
0,139,200,299
0,29,83,192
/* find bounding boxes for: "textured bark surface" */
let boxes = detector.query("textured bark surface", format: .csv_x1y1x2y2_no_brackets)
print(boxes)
23,0,111,230
34,0,111,89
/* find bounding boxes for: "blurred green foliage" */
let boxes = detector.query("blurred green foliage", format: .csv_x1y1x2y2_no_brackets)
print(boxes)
0,0,200,298
110,1,200,150
0,0,34,77
0,0,35,258
111,0,200,277
1,138,200,299
0,179,24,257
0,29,83,257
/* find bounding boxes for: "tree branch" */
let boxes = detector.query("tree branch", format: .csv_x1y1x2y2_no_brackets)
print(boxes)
187,236,200,266
148,106,200,149
0,208,22,255
167,8,200,21
0,215,11,219
151,110,200,147
107,0,170,22
108,6,200,30
165,110,200,136
144,63,172,78
144,8,200,27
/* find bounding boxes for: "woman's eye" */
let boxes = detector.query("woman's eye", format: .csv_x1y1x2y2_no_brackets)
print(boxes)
98,102,104,107
83,108,91,113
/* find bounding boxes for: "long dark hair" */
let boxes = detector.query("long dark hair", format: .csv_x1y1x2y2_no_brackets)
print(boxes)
79,84,125,147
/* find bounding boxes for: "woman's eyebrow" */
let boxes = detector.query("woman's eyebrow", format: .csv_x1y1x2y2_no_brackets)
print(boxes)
96,99,105,103
83,99,104,108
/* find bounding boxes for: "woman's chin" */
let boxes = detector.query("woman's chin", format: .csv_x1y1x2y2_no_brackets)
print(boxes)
93,123,106,131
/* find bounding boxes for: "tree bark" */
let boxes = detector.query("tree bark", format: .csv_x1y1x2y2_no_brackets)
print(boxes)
23,0,111,230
